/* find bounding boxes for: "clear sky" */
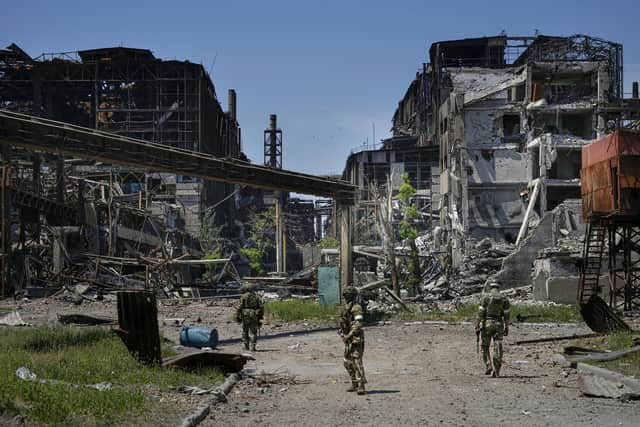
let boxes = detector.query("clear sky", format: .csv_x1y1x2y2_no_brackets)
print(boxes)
3,0,640,176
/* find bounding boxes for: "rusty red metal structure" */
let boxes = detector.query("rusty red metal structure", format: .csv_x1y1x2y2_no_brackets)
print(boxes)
578,130,640,313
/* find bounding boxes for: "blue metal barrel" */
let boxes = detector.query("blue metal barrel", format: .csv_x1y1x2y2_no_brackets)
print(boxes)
179,326,219,348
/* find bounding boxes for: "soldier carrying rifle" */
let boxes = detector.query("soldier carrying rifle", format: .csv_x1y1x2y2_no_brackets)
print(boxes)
339,286,366,395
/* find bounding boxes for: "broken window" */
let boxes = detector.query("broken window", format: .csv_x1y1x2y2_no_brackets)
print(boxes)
502,114,520,137
561,113,592,139
549,150,582,180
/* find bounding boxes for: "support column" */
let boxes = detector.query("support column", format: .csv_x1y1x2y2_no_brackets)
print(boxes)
539,136,547,215
32,155,41,242
56,156,64,205
1,145,11,297
275,192,284,274
338,201,352,301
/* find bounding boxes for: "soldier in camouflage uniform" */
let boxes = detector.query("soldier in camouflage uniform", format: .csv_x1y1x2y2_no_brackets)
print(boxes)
475,282,510,377
236,283,264,351
340,286,366,395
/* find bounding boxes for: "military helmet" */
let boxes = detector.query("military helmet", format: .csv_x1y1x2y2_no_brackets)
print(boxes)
489,282,501,289
240,283,256,292
342,286,357,297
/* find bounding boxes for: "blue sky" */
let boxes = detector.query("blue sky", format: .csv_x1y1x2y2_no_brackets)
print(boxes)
3,0,640,175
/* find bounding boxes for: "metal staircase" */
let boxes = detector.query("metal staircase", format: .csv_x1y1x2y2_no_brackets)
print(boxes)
578,222,606,304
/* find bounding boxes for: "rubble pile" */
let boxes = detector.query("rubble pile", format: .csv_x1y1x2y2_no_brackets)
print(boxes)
451,238,514,295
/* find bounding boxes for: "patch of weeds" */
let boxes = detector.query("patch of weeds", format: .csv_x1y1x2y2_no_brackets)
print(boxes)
392,303,581,323
0,326,223,425
264,299,339,323
590,331,640,378
20,326,112,352
394,304,479,322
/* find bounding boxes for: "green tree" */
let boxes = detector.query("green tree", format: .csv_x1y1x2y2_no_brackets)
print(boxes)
241,208,275,275
317,236,339,249
397,173,421,296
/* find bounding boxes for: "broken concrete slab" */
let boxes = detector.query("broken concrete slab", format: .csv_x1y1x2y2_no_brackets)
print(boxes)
0,311,31,326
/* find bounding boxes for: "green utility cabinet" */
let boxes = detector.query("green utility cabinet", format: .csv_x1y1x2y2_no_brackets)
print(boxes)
318,266,340,306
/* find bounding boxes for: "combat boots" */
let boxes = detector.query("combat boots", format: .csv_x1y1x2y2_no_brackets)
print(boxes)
243,341,250,351
250,343,256,352
357,382,366,395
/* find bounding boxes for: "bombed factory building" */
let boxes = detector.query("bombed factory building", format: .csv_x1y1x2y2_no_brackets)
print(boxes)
382,34,640,294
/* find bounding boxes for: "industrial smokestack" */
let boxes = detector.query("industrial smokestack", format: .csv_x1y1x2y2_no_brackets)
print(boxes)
228,89,237,121
633,82,639,99
269,114,277,167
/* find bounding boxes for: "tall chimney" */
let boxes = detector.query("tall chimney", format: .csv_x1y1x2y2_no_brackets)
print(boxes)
228,89,237,121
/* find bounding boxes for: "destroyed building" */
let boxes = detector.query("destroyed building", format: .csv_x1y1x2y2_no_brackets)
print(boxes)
391,34,640,279
342,136,439,245
0,43,245,295
0,44,242,237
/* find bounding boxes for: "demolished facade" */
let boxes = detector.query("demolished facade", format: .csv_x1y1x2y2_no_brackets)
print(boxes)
0,43,244,296
392,34,640,293
0,44,242,237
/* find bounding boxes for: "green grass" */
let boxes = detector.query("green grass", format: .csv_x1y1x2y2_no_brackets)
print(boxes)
264,299,340,322
393,303,581,323
262,300,581,325
0,326,223,426
589,331,640,378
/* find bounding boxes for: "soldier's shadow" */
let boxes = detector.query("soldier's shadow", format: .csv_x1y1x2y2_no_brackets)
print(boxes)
365,390,400,395
252,348,279,352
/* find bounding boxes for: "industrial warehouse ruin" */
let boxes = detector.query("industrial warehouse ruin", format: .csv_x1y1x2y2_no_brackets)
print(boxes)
1,4,640,426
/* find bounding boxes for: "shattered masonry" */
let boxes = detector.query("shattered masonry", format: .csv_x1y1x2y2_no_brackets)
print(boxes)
383,34,640,293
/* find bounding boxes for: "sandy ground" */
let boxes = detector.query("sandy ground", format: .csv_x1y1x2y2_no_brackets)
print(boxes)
4,297,640,427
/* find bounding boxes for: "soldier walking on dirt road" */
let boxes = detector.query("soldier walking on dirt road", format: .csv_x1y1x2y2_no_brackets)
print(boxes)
475,282,510,377
236,283,264,351
339,286,367,395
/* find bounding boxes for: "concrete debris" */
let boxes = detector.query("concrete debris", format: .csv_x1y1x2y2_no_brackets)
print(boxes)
578,374,640,400
0,311,30,326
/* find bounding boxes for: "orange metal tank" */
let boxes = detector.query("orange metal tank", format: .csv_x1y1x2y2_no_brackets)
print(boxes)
581,130,640,220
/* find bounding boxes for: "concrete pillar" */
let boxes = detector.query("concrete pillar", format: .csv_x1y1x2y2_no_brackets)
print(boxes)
338,202,353,300
539,136,547,215
275,193,283,274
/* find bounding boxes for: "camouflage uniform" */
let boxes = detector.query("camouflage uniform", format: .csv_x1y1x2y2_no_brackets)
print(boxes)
236,284,264,351
476,283,510,377
340,287,366,395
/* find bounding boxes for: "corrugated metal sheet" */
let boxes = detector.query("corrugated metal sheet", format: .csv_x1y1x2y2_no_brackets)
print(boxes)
581,130,640,219
582,131,640,167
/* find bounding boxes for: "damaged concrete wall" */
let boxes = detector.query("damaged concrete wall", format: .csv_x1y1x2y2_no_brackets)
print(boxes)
488,208,553,288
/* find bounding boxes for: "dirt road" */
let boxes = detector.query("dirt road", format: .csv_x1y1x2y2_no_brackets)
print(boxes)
7,298,640,426
208,321,639,427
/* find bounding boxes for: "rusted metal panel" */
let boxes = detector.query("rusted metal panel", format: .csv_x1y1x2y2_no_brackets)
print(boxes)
582,131,640,167
581,131,640,220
